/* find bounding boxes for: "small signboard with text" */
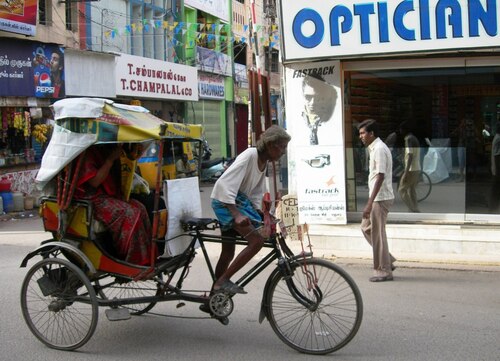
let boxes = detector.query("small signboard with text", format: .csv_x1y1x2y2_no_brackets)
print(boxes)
115,53,198,101
0,0,37,36
198,72,225,100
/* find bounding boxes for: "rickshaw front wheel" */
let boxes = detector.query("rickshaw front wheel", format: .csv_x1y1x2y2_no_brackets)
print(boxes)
20,258,98,351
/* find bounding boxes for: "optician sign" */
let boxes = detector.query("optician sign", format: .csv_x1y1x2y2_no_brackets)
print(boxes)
279,0,500,61
115,53,198,101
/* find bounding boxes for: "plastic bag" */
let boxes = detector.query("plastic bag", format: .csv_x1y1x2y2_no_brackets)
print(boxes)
423,147,449,184
131,173,150,195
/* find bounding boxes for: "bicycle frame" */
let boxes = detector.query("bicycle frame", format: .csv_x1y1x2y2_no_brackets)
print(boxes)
92,220,315,313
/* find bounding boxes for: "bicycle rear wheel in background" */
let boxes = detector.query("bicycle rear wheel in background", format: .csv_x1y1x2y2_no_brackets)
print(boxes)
20,258,98,350
96,277,161,315
417,171,432,202
266,258,363,355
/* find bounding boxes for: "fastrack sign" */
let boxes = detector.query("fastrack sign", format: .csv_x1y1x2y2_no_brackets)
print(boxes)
115,53,198,100
279,0,500,62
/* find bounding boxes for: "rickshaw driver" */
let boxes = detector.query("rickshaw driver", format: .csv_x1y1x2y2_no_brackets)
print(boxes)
209,125,291,295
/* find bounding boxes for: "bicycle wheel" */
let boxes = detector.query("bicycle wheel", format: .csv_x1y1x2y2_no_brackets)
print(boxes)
96,277,160,315
416,171,432,202
266,258,363,355
20,258,98,351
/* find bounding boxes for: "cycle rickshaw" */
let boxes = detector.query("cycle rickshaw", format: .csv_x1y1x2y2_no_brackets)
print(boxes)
20,98,363,355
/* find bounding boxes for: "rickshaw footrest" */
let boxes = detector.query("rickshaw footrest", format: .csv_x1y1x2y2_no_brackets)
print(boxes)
105,308,131,321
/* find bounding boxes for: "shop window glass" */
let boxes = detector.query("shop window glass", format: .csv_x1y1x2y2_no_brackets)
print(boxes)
39,0,52,26
344,66,500,215
65,2,77,31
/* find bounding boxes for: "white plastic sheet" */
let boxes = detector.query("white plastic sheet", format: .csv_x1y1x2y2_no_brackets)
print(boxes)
162,177,201,257
428,138,452,172
423,138,450,184
35,124,97,189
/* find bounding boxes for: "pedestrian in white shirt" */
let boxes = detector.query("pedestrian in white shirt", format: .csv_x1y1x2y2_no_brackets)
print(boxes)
358,119,396,282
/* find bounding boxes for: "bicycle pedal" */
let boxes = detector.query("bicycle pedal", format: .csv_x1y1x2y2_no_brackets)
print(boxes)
105,308,131,321
216,316,229,326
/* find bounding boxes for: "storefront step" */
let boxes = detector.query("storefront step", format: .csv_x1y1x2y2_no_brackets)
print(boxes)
298,223,500,266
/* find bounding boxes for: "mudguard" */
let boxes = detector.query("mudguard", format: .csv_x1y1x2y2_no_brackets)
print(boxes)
259,266,281,323
20,240,97,276
258,252,314,323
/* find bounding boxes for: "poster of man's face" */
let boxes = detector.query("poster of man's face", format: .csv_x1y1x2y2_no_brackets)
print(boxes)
302,75,336,125
286,60,341,147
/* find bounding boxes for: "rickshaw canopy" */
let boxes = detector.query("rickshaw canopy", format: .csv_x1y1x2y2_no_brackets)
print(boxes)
36,98,203,188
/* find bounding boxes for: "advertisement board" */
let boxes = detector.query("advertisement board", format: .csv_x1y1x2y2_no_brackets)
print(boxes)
284,59,346,224
0,39,65,98
185,0,229,23
196,46,232,77
0,0,37,36
115,53,198,101
279,0,500,62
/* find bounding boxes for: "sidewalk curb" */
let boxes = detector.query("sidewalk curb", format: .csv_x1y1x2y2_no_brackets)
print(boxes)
328,256,500,272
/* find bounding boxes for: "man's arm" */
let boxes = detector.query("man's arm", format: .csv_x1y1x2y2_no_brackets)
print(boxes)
224,203,250,227
363,173,384,219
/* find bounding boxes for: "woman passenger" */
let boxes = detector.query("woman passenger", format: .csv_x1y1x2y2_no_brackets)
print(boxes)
74,144,157,265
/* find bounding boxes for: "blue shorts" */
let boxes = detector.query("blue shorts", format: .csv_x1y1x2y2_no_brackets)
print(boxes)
211,192,263,231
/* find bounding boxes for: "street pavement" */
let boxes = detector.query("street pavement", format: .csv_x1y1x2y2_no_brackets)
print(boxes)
1,225,499,360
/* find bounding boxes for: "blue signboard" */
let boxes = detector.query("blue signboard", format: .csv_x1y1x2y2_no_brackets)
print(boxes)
0,39,65,98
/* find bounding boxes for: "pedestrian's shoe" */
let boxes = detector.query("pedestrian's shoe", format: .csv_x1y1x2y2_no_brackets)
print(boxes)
370,270,393,282
369,275,394,282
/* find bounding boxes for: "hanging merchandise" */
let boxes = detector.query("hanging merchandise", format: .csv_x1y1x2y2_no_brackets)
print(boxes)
32,124,50,144
24,111,31,137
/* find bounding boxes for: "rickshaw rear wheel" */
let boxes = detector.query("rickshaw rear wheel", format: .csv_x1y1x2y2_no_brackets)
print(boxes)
20,258,98,351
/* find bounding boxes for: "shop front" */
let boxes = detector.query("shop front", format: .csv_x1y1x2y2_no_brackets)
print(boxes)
0,38,66,207
279,0,500,261
184,47,233,158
